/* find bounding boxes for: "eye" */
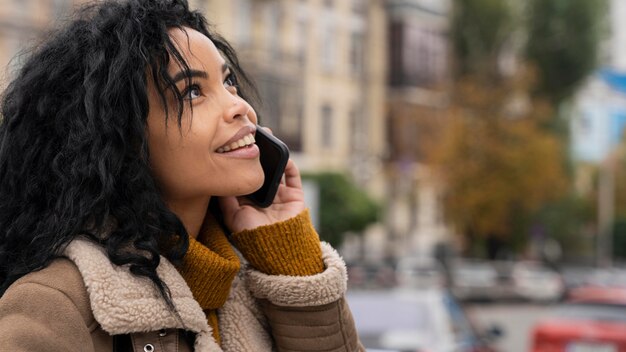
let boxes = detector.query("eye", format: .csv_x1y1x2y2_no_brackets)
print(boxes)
182,84,201,100
224,72,238,91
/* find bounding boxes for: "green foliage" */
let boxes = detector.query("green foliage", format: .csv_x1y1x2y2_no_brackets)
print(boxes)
526,0,609,103
433,91,569,240
452,0,608,103
612,218,626,260
533,193,595,259
302,172,380,248
452,0,515,77
443,0,607,256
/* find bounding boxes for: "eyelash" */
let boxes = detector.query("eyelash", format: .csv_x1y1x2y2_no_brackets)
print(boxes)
224,72,239,90
181,83,201,100
180,72,239,100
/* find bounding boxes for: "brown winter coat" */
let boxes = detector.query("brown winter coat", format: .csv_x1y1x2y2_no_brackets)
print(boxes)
0,239,364,352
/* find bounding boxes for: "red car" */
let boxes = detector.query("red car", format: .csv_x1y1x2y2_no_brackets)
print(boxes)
531,286,626,352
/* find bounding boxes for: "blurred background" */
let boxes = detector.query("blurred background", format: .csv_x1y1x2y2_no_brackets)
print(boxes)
2,0,626,351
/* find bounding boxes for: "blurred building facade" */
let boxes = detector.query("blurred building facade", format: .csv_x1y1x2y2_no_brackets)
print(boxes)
0,0,77,84
571,0,626,167
0,0,388,193
568,0,626,265
199,0,387,198
202,0,456,262
383,0,454,260
197,0,393,264
0,0,458,263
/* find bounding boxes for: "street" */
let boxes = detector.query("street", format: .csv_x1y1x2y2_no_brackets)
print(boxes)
466,302,555,352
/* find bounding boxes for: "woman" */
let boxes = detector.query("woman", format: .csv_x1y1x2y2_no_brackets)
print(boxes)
0,0,364,351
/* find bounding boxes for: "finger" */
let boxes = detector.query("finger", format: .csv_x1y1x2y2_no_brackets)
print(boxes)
235,195,256,208
283,159,302,189
262,126,273,135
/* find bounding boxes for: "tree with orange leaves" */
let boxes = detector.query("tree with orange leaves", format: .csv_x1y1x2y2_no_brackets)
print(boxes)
429,75,569,256
430,0,606,258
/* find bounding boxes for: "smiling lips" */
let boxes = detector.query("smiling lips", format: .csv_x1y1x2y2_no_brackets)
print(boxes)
216,133,256,153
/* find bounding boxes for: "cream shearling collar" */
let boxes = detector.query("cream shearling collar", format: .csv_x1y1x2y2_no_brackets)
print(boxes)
64,239,222,351
63,238,350,352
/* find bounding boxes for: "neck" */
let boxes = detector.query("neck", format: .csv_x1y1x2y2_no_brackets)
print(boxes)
165,196,211,239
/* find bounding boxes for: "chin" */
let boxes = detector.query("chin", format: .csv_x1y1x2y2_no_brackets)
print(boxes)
237,171,265,196
249,173,266,193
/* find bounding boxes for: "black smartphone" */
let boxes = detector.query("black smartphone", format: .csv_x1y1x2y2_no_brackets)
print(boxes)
245,126,290,208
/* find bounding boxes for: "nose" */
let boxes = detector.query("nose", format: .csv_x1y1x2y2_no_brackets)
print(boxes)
224,94,256,124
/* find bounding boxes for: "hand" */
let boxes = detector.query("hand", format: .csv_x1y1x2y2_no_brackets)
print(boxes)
219,158,306,233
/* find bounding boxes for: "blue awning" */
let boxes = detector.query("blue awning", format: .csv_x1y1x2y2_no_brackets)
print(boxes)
599,68,626,93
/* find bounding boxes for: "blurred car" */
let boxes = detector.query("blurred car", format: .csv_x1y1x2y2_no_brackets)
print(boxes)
587,267,626,288
531,286,626,352
347,288,502,352
450,259,502,301
348,262,397,289
396,256,446,289
511,261,564,303
561,266,597,291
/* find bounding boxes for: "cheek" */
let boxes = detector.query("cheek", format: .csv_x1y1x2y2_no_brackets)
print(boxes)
147,126,203,194
249,108,259,125
148,128,224,197
148,139,184,191
150,148,210,198
146,104,262,197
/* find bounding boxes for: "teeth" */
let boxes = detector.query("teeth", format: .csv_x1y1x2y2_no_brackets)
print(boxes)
217,133,255,153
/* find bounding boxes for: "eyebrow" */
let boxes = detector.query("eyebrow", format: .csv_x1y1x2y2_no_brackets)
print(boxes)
171,63,230,84
171,69,208,84
221,63,230,74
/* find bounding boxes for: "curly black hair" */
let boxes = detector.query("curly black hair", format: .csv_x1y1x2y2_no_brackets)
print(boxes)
0,0,257,309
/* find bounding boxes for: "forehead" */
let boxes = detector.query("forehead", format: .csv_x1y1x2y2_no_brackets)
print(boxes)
167,27,225,72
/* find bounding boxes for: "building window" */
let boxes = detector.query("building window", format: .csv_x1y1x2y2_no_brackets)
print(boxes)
295,1,308,65
350,108,363,153
257,76,281,129
436,192,446,225
264,2,281,60
351,0,366,14
13,0,29,19
349,109,356,152
389,21,404,86
295,19,307,63
321,16,336,71
235,0,252,45
321,104,333,148
350,105,368,154
278,87,304,153
389,21,447,87
52,0,71,19
287,105,304,152
350,31,364,75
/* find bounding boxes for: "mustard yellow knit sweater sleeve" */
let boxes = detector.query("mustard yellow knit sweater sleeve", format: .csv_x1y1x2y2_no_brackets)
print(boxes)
231,209,325,276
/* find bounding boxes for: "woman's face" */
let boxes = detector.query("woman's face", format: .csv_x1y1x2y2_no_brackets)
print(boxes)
146,27,263,202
